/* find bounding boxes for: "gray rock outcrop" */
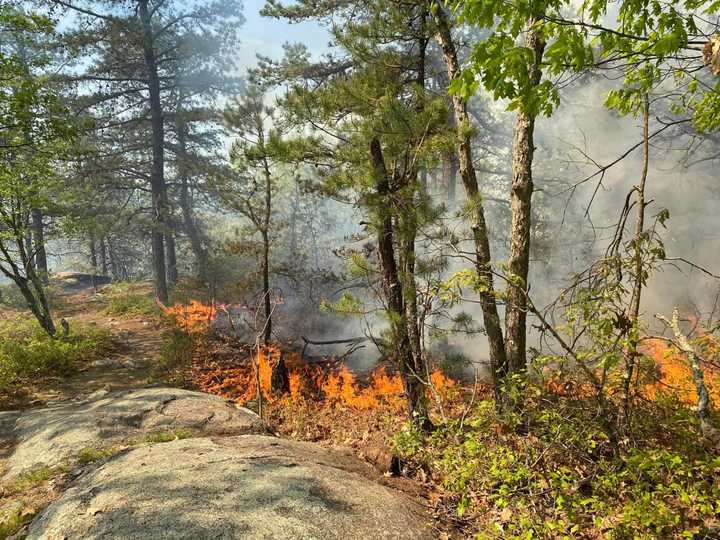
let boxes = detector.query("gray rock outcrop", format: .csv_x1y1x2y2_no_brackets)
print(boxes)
2,387,265,480
26,436,433,539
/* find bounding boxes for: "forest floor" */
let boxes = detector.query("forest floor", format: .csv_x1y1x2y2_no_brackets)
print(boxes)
0,282,163,410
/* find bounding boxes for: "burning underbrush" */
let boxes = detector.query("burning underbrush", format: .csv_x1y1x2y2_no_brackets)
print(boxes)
157,300,720,538
159,299,461,412
193,346,458,412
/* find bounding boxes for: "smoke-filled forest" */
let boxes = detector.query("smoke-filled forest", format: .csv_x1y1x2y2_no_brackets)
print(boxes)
2,0,720,538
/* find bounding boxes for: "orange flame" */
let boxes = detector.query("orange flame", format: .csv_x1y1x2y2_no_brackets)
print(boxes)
160,300,220,334
642,336,720,405
193,344,457,411
169,300,460,411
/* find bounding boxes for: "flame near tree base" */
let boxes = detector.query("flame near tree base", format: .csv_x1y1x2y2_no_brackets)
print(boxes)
158,299,458,411
193,345,458,411
161,299,720,412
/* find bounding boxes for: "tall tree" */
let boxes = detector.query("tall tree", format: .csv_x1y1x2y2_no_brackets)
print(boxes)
53,0,243,300
263,0,448,428
222,86,284,346
431,3,507,390
0,6,74,335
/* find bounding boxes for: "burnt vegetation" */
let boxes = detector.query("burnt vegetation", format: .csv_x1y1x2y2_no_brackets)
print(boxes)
3,0,720,537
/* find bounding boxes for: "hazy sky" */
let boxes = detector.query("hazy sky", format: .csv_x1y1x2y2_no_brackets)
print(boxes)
239,0,330,71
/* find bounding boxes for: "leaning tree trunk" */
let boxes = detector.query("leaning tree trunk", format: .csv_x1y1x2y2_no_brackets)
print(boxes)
31,209,48,284
659,309,720,443
433,6,507,389
139,0,168,304
370,137,431,429
503,22,545,378
0,232,56,336
165,226,178,287
176,114,209,283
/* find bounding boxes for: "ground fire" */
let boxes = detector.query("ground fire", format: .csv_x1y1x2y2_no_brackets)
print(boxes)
162,300,720,414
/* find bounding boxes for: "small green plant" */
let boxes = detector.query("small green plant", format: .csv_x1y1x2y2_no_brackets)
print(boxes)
104,291,160,318
397,394,720,539
154,329,196,384
2,464,67,496
76,445,118,464
129,428,194,445
0,504,35,540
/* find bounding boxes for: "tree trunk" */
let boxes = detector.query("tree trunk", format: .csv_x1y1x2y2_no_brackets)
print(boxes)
108,239,119,280
503,22,545,377
0,233,56,336
89,234,98,272
271,352,290,394
139,0,168,304
370,137,431,429
176,115,209,283
432,6,507,389
261,230,272,345
260,145,274,346
31,209,48,284
99,236,108,275
24,224,34,271
166,228,178,287
660,309,720,442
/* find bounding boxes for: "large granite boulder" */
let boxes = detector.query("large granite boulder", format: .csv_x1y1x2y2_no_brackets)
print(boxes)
26,435,433,539
2,387,265,481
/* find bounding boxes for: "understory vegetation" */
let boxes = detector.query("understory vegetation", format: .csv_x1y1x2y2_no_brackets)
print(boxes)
0,316,114,393
102,283,162,319
149,301,720,539
396,394,720,538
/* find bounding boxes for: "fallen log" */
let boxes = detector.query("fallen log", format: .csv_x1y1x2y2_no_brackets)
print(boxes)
300,336,367,360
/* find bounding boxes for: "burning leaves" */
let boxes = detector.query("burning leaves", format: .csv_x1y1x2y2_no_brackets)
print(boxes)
158,300,220,335
194,345,457,412
160,299,459,412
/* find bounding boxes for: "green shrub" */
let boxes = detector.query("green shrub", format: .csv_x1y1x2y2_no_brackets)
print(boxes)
395,396,720,539
104,289,160,318
153,329,196,385
0,316,114,392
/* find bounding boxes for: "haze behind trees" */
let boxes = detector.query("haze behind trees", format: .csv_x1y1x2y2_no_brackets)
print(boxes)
2,0,720,435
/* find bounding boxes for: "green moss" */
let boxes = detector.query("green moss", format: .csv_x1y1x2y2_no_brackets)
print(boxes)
129,428,194,446
76,445,119,464
2,465,68,497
